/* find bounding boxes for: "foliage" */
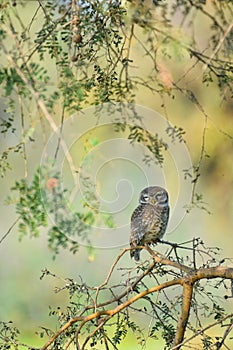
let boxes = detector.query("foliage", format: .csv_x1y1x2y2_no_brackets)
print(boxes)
0,0,232,349
22,239,233,349
6,166,114,256
128,125,168,165
0,0,232,209
0,321,21,350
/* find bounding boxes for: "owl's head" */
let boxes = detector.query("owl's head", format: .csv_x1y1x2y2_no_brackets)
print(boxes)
139,186,169,207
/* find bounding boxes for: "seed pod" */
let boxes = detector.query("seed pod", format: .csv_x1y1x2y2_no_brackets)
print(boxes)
71,55,78,62
73,33,82,44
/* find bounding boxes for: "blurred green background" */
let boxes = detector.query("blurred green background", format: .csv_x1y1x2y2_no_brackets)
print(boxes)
0,1,232,348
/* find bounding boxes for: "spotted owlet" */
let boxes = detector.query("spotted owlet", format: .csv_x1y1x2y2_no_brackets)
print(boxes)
130,186,170,261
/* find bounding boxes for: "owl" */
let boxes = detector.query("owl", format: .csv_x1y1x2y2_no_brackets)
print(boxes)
130,186,169,261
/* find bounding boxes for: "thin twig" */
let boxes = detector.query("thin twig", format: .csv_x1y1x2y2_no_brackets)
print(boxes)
0,217,20,244
216,322,233,350
171,313,233,350
25,3,71,64
145,245,192,273
202,20,233,73
54,104,65,163
94,248,128,310
1,30,78,189
79,316,110,350
41,255,233,350
42,278,181,350
18,91,28,178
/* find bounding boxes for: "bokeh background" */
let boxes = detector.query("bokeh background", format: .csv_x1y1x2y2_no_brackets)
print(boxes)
0,1,232,348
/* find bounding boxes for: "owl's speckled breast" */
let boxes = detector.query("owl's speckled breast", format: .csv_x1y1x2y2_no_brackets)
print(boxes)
142,216,167,244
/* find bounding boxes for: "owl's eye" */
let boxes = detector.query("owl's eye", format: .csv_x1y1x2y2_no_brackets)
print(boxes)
140,193,149,203
155,192,165,201
155,193,162,199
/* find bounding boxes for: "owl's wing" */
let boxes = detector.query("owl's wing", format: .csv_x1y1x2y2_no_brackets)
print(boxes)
130,204,155,247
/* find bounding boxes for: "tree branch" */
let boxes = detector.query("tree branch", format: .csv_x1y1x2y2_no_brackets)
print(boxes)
94,248,128,310
41,278,181,349
171,313,233,350
216,321,233,350
145,245,192,273
0,217,19,244
0,29,78,189
41,255,233,350
173,280,193,348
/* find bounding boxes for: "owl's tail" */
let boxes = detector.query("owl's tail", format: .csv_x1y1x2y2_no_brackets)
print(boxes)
130,248,141,261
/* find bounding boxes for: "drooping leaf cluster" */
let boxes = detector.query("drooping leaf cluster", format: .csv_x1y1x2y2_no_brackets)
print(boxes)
5,166,114,256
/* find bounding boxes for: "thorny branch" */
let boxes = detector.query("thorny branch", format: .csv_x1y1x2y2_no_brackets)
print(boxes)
171,313,233,350
41,241,233,349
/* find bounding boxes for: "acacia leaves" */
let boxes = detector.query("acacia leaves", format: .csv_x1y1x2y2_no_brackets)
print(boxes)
7,166,114,256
